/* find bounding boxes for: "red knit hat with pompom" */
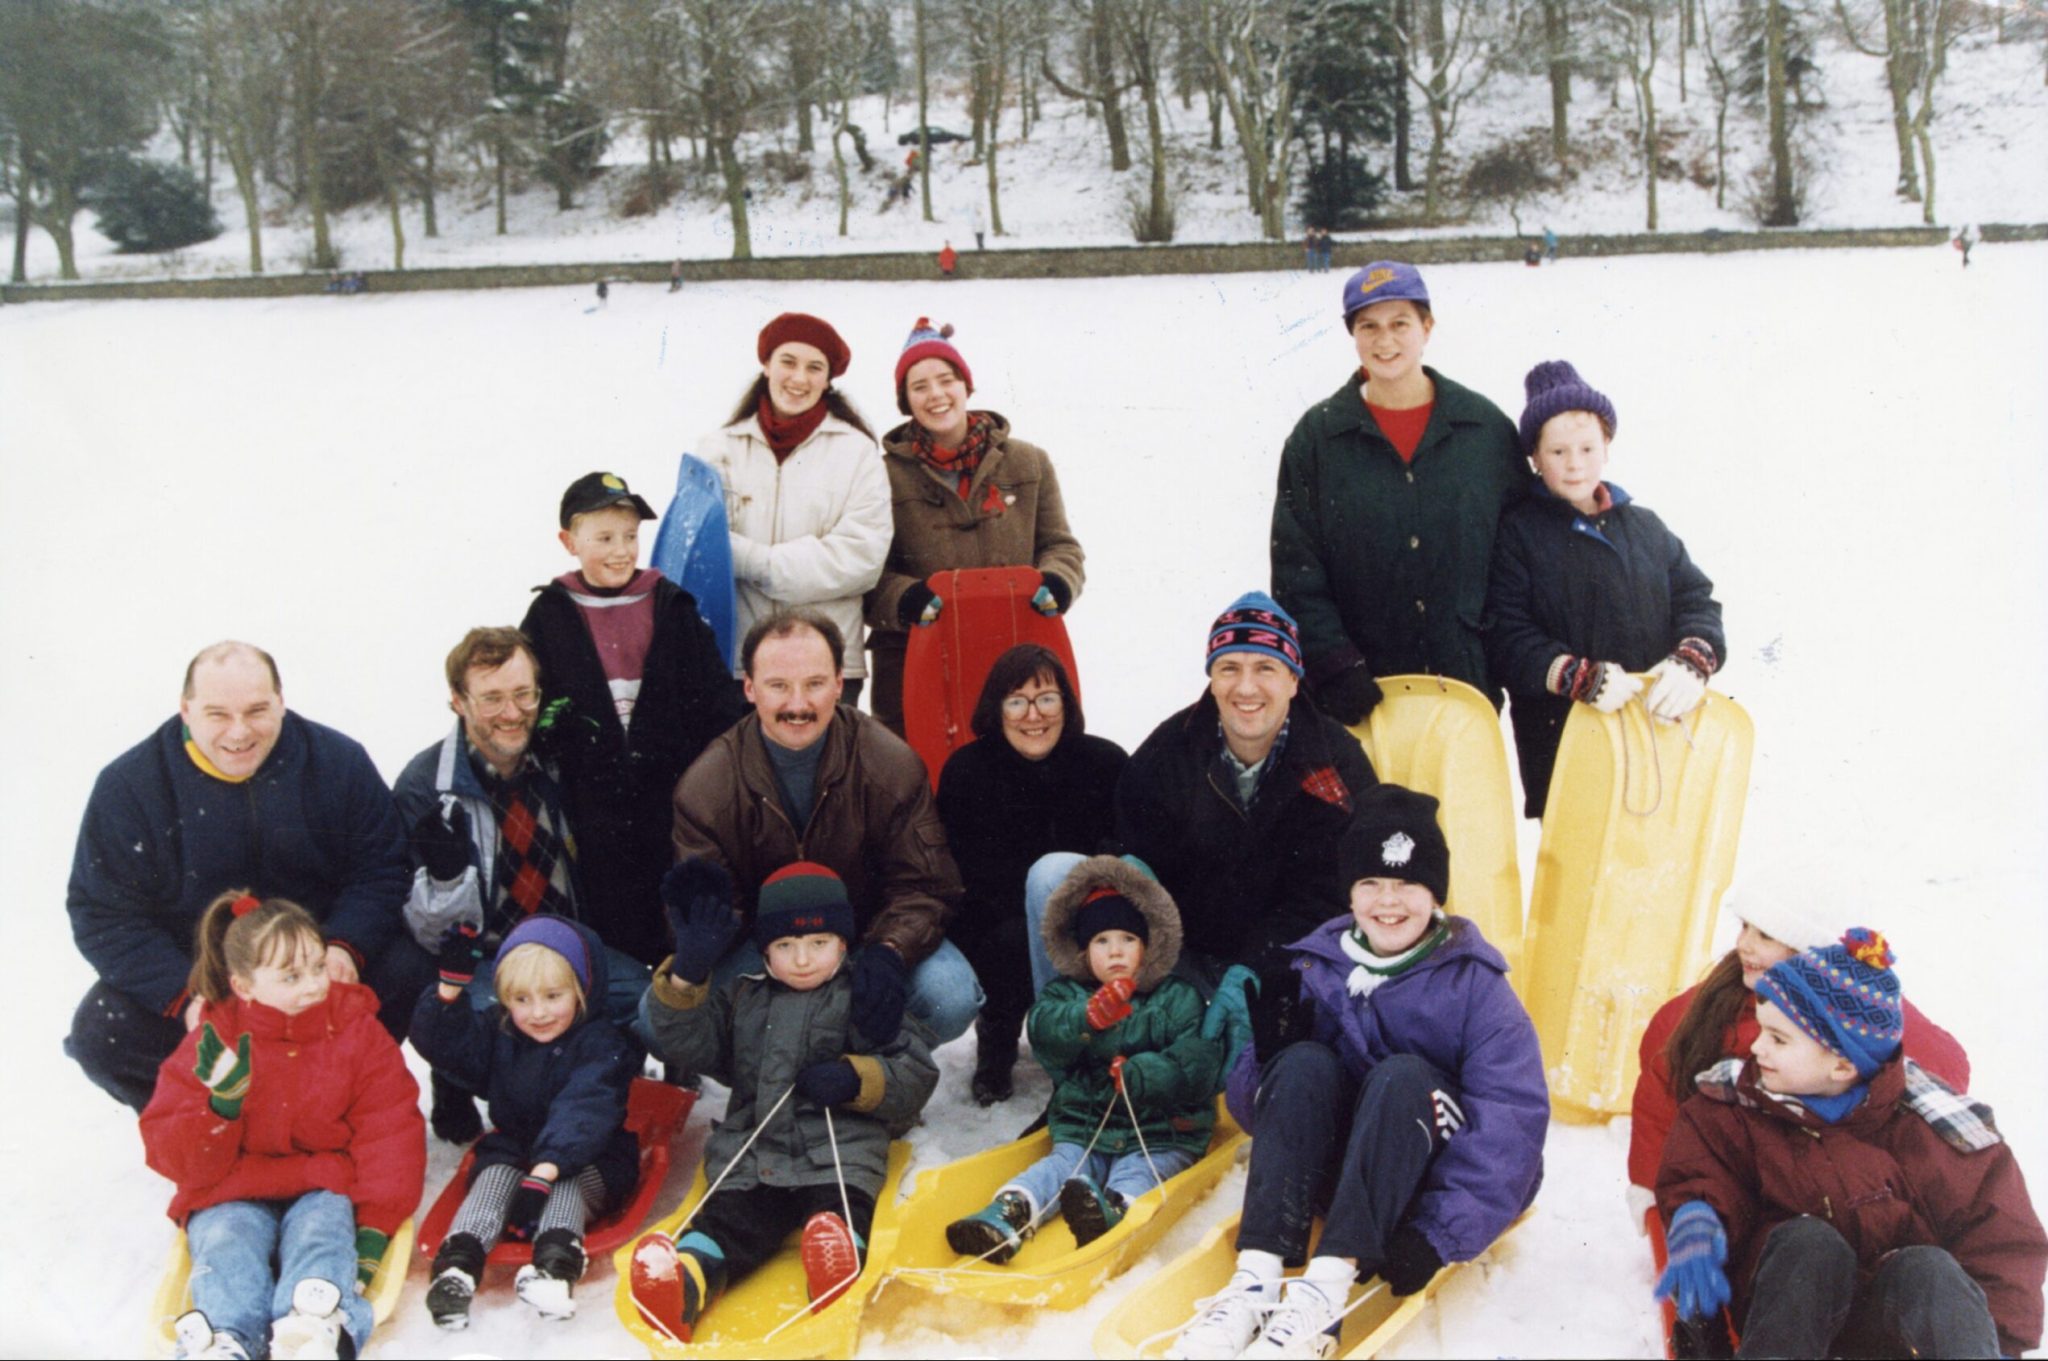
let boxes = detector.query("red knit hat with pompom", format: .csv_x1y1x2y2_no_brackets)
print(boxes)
893,317,974,414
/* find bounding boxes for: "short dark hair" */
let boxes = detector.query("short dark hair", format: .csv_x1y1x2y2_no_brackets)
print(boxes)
969,643,1084,741
444,627,539,695
741,609,845,677
1346,298,1433,331
182,641,281,700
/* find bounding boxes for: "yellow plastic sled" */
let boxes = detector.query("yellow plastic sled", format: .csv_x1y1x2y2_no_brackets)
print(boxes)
1092,1210,1530,1359
1351,675,1525,982
145,1218,414,1357
612,1143,911,1359
884,1106,1247,1310
1521,688,1754,1122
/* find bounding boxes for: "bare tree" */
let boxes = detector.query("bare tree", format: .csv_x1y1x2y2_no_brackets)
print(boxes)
1196,0,1316,240
1599,0,1671,230
191,0,286,273
1833,0,1923,200
1042,0,1137,172
962,0,1039,239
581,0,693,209
1540,0,1573,171
1113,0,1175,241
1392,0,1503,222
1761,0,1797,224
681,0,783,257
1901,0,1956,224
1697,0,1735,208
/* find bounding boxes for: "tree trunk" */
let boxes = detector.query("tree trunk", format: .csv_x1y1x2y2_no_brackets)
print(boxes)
1882,0,1921,200
386,181,405,269
1141,68,1168,239
495,136,509,235
717,133,752,258
792,40,815,153
43,180,79,280
228,138,264,273
915,0,933,220
832,101,850,236
1091,0,1132,170
421,140,439,238
1641,64,1658,229
1912,112,1935,223
1764,0,1796,224
1543,0,1570,171
1422,101,1447,222
9,166,30,283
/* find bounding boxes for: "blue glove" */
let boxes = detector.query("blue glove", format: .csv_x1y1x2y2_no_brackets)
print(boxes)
661,857,742,984
1654,1201,1731,1322
795,1059,862,1107
1202,964,1257,1040
849,945,909,1041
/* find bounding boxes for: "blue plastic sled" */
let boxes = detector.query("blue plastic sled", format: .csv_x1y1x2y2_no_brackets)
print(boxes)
651,453,738,671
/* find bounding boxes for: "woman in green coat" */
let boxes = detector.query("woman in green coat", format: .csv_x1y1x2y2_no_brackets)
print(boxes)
1270,262,1530,720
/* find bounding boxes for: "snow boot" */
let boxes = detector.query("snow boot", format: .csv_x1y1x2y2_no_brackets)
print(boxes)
513,1227,587,1321
429,1072,483,1145
172,1310,250,1360
971,1022,1019,1106
1060,1174,1126,1247
269,1278,346,1361
799,1211,865,1312
629,1231,724,1344
1243,1275,1345,1359
1167,1275,1276,1360
945,1189,1034,1265
426,1231,487,1331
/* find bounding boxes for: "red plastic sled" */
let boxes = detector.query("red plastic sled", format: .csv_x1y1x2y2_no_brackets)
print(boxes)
417,1078,694,1266
902,566,1081,790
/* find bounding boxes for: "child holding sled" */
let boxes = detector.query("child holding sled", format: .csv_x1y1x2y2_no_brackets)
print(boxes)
629,860,938,1342
947,856,1225,1261
1485,359,1726,817
412,913,640,1328
1170,785,1547,1360
141,892,424,1360
1655,929,2046,1359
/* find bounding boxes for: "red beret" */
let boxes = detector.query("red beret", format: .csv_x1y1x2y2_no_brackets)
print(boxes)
757,312,851,378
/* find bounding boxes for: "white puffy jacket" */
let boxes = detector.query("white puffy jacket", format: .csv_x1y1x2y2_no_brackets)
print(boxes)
694,410,892,678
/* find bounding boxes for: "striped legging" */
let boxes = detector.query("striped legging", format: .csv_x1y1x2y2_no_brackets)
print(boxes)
448,1163,609,1245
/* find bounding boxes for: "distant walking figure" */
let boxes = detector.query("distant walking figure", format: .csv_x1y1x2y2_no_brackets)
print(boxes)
1953,222,1979,268
939,242,959,278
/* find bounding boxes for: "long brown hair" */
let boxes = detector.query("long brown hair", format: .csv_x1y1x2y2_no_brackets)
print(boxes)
1662,948,1749,1102
726,375,876,442
188,889,325,1003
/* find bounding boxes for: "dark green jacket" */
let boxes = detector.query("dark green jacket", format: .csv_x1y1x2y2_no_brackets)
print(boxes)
1271,368,1530,699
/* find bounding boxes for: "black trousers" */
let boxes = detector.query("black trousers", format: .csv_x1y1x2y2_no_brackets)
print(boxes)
685,1182,878,1283
1738,1216,2000,1359
65,933,439,1112
1237,1042,1450,1269
950,912,1031,1056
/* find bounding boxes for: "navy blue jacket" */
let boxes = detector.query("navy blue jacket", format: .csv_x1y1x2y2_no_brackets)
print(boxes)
1486,483,1725,816
410,917,640,1200
68,713,410,1014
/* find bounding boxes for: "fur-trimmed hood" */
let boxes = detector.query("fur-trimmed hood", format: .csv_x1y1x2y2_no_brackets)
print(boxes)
1040,854,1182,989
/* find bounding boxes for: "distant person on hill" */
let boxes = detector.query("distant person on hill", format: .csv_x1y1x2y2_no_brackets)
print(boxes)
939,241,959,278
1954,222,1979,268
1271,261,1531,722
971,200,987,251
595,278,609,308
1543,225,1558,263
668,260,683,292
1523,240,1542,268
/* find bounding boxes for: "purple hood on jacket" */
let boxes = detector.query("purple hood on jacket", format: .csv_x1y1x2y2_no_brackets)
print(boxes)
1224,915,1549,1263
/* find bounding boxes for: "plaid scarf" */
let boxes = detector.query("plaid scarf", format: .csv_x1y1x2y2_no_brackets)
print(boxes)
482,766,574,932
910,411,996,501
1693,1057,2003,1154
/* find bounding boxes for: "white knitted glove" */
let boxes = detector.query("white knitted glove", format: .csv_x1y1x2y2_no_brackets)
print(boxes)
1645,656,1708,721
1589,663,1643,713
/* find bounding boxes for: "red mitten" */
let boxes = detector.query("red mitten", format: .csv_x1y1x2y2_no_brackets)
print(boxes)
1108,1055,1128,1091
1086,977,1136,1030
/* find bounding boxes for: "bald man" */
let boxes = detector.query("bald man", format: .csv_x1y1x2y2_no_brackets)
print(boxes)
64,642,415,1110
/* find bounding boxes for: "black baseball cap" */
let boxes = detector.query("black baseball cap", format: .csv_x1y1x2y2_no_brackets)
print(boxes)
559,471,656,528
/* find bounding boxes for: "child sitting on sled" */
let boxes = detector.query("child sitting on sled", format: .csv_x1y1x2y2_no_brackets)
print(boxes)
1655,929,2046,1359
412,913,640,1328
141,892,424,1360
1170,785,1547,1360
629,860,938,1342
947,856,1226,1261
1485,359,1726,817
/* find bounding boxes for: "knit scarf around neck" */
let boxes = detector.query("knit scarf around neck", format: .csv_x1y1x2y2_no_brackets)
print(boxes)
910,411,995,499
1339,913,1450,998
757,393,829,463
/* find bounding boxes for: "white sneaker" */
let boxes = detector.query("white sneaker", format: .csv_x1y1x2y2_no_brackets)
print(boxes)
173,1310,249,1360
1167,1279,1273,1360
269,1278,344,1361
515,1262,577,1320
1243,1277,1345,1359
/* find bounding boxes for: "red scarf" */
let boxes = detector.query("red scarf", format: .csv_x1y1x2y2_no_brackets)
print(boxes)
757,394,829,463
911,411,996,501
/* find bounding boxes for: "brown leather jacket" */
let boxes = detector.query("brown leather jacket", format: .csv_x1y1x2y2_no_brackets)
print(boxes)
670,705,960,964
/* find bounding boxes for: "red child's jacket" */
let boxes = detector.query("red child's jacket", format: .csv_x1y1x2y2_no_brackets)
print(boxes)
140,981,425,1236
1628,984,1969,1190
1657,1054,2045,1357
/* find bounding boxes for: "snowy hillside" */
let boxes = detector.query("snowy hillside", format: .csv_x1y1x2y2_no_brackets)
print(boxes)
15,18,2048,284
2,240,2044,1357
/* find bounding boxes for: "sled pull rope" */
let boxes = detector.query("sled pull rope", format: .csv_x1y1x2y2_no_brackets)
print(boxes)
1620,699,1666,818
759,1106,863,1342
1132,1274,1390,1358
667,1082,796,1243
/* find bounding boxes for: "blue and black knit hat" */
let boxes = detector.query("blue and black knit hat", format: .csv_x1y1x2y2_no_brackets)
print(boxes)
754,860,857,950
1755,928,1905,1079
1206,591,1304,678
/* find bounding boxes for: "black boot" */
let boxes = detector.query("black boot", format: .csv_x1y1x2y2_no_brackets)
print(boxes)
430,1072,483,1144
427,1232,488,1330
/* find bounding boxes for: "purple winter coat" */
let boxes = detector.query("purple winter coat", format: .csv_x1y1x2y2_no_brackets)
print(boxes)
1224,915,1549,1264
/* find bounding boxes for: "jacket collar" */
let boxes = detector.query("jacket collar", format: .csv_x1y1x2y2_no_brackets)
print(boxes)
736,705,859,801
432,719,554,801
1289,912,1507,980
1320,366,1488,440
203,980,376,1044
729,407,862,452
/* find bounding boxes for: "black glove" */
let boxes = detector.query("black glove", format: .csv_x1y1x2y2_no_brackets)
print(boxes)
410,803,472,882
437,921,487,990
1317,665,1385,726
1246,964,1316,1062
661,857,742,985
1034,572,1074,615
503,1170,555,1242
795,1058,862,1107
897,582,940,629
849,945,909,1041
1380,1225,1443,1297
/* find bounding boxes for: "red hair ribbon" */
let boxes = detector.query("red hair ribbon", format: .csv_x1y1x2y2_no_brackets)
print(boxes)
231,893,262,918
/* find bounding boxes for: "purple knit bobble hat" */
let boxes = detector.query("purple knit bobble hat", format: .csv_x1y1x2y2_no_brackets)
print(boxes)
494,914,595,993
1518,360,1618,455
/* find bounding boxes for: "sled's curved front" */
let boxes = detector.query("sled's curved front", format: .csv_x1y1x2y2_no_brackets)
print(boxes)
146,1218,414,1357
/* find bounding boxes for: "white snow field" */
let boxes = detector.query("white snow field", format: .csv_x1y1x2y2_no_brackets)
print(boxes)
3,241,2045,1358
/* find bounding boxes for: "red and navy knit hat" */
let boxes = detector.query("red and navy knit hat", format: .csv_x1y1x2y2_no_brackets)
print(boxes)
754,861,857,950
1205,591,1304,678
893,317,974,414
1755,928,1905,1079
758,312,851,378
1071,884,1150,948
1518,359,1619,455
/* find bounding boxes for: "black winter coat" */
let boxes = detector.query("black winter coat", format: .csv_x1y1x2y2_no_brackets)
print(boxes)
1113,694,1375,968
1486,483,1725,816
410,917,640,1201
1271,368,1530,699
521,575,744,963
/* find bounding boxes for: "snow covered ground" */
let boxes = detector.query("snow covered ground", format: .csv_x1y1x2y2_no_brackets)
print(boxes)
14,23,2048,283
3,240,2045,1357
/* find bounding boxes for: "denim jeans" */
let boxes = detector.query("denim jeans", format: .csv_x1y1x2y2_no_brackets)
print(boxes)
641,939,985,1046
1023,852,1088,996
183,1190,371,1357
1002,1141,1199,1223
466,944,655,1050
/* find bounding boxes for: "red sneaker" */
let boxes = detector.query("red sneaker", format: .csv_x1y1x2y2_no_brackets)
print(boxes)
628,1234,696,1344
800,1212,864,1313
